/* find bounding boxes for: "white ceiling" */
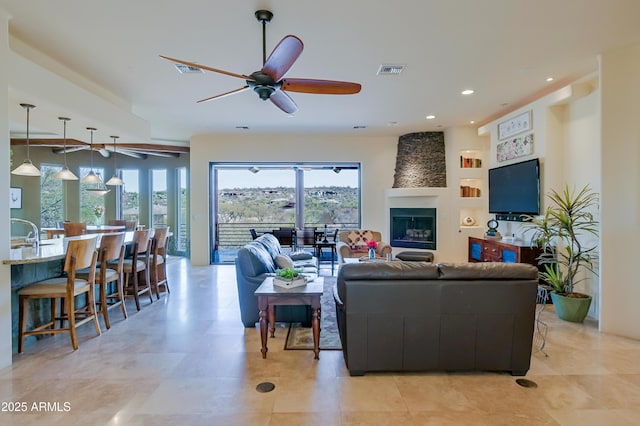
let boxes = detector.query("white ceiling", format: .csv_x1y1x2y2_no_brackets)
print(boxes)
2,0,640,144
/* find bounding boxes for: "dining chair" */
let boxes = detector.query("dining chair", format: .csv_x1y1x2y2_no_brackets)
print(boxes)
124,220,138,231
107,219,126,227
17,236,101,353
63,222,87,237
295,227,317,250
145,227,170,299
77,232,127,329
115,229,152,311
250,228,259,240
272,228,295,249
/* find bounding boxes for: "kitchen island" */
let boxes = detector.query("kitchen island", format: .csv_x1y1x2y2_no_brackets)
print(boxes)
3,233,135,353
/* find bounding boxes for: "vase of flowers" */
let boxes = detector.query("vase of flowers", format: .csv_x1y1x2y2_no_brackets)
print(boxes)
93,206,105,226
367,240,378,260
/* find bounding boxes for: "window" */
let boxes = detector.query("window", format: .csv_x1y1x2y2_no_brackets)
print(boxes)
79,167,106,224
121,169,139,223
302,167,359,229
40,164,64,227
151,169,167,226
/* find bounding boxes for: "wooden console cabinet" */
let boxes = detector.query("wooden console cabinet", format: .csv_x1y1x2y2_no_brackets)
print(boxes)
468,237,542,265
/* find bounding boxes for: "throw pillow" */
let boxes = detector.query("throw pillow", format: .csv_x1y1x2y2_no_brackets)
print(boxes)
346,230,376,252
289,251,313,261
275,254,294,269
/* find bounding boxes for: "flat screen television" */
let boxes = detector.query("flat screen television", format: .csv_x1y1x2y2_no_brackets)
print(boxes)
488,158,540,215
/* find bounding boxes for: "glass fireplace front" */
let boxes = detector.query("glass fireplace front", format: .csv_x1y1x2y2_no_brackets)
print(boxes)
390,208,436,250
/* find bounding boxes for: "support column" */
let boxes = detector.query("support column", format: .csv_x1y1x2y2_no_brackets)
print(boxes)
0,9,14,367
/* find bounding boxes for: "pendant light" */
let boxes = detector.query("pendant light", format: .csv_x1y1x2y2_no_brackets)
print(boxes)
83,127,110,195
82,127,102,183
54,117,79,180
11,103,41,176
105,135,124,186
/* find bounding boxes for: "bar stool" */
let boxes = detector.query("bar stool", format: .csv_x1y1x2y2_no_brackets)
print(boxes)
115,229,152,311
18,236,101,353
145,227,170,299
63,222,87,237
77,232,127,329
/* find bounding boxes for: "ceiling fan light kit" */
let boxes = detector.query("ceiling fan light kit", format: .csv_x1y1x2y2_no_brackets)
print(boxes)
12,103,42,177
160,9,361,115
54,116,79,180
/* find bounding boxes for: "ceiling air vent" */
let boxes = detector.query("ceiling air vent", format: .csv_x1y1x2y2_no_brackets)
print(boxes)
377,64,405,75
174,63,204,74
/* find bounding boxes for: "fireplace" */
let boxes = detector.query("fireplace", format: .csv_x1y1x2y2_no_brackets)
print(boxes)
390,208,436,250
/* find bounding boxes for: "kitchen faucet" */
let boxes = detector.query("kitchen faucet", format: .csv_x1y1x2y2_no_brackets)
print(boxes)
10,218,40,249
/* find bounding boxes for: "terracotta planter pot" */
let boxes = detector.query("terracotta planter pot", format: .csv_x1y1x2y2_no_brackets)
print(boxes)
550,291,592,323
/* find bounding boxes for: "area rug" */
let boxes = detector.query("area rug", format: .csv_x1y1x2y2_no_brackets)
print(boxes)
284,277,342,350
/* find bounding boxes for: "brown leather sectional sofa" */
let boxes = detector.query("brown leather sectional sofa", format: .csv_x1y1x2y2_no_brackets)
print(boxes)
334,261,539,376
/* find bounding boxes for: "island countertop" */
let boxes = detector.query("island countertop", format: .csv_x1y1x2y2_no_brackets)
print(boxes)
3,240,67,265
3,232,136,265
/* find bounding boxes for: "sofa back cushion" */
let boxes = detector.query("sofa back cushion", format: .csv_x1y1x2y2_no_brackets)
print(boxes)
437,262,539,280
236,245,274,276
337,261,439,304
252,233,282,260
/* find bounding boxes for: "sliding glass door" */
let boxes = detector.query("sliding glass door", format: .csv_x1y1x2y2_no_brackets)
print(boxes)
212,162,360,263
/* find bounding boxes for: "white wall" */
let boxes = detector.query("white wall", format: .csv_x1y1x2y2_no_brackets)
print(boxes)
189,134,397,265
599,45,640,339
479,76,602,320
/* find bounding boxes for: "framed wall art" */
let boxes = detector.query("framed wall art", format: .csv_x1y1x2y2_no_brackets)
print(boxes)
498,110,532,140
497,133,534,162
10,187,22,209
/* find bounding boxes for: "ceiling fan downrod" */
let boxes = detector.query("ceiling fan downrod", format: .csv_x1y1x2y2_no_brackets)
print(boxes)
255,10,273,65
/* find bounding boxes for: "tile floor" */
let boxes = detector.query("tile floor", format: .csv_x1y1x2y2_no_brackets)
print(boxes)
1,258,640,425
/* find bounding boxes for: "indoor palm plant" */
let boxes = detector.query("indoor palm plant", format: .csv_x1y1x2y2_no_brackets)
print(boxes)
524,184,599,322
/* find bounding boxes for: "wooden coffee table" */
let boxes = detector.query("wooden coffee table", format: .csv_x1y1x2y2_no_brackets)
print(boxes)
254,276,324,359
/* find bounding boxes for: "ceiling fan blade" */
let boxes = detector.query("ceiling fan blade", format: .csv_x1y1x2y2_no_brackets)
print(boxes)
269,90,298,114
159,55,255,81
261,35,303,81
197,86,250,104
51,146,86,155
281,78,362,95
117,148,148,159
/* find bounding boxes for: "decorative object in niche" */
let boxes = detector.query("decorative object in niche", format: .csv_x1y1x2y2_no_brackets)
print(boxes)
392,131,446,188
498,110,532,140
497,133,534,162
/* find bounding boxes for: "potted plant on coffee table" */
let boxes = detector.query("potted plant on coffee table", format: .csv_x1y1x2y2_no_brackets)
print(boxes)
524,184,599,323
273,267,307,289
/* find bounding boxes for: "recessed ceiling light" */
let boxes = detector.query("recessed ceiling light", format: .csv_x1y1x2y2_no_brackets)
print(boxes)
387,121,398,127
546,77,554,82
470,120,475,124
235,125,249,130
426,115,436,120
353,125,367,129
461,89,475,95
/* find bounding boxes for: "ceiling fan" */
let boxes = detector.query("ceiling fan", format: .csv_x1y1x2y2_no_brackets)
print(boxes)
160,10,362,114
